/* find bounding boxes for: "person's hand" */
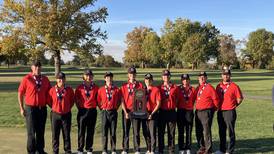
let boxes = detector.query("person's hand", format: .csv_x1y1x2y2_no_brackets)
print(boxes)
148,114,152,120
125,112,129,119
20,108,26,117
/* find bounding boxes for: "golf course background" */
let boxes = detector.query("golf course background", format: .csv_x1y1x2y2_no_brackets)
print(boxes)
0,66,273,154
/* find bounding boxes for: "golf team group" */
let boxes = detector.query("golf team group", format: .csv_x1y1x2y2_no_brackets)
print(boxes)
18,61,243,154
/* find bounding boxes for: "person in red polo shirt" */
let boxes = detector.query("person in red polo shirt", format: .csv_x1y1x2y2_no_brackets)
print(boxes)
144,73,161,154
18,61,51,154
75,69,99,154
120,67,144,154
48,72,74,154
215,69,243,154
158,69,180,154
97,72,121,154
177,74,196,154
195,71,219,154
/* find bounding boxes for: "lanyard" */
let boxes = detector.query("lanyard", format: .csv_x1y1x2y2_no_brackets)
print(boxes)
197,83,207,99
163,83,171,97
105,85,114,101
180,85,192,101
33,75,42,91
127,81,136,95
220,82,231,95
55,85,66,102
83,82,93,98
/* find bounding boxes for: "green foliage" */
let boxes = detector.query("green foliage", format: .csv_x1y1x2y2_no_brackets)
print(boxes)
246,29,274,69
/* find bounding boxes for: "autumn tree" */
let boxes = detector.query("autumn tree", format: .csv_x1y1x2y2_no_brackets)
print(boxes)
0,0,108,75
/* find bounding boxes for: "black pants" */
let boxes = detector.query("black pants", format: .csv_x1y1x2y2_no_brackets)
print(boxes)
101,110,118,152
77,108,97,152
51,111,72,154
25,105,47,154
158,109,176,154
195,109,214,154
132,118,150,152
217,110,237,154
122,110,131,152
177,109,194,151
147,112,159,152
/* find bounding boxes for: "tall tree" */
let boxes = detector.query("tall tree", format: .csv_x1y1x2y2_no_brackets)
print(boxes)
1,0,108,75
217,34,238,67
246,29,274,68
123,26,152,68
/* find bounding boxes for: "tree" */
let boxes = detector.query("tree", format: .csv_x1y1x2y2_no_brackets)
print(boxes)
217,34,238,68
95,55,121,67
0,31,25,68
123,26,153,68
246,29,274,69
1,0,108,75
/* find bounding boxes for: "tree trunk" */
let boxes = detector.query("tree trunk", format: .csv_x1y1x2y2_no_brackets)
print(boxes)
54,50,61,76
7,59,10,68
192,63,194,70
166,62,170,70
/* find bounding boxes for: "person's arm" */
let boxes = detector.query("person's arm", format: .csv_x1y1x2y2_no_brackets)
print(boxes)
211,86,219,110
121,97,129,119
18,92,25,117
236,85,244,106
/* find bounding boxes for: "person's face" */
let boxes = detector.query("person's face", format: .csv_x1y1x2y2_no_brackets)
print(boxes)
105,76,113,84
83,74,93,82
182,79,190,86
162,75,170,83
198,76,207,84
56,78,65,86
128,73,136,81
31,65,41,75
222,74,231,82
144,79,153,86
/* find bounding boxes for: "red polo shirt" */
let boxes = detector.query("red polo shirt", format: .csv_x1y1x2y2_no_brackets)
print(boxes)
216,82,243,110
146,86,161,112
177,85,196,110
18,73,51,107
121,81,143,111
75,84,99,109
97,85,121,110
48,86,74,114
159,83,179,110
195,83,219,110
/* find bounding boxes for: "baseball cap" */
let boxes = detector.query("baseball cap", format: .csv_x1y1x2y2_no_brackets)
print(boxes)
56,72,66,79
222,69,231,75
181,74,190,80
198,71,207,77
104,71,113,78
144,73,153,80
84,69,93,76
128,67,137,74
31,60,42,67
162,69,171,76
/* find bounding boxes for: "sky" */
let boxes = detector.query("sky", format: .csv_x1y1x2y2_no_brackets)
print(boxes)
1,0,274,62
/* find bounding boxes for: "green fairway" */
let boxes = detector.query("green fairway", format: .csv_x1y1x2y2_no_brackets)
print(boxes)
0,66,274,153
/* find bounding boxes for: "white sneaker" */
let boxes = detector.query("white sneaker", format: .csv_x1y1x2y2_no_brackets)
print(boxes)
102,152,107,154
186,149,191,154
111,152,117,154
87,152,93,154
135,152,140,154
121,151,128,154
215,151,224,154
179,150,184,154
145,151,150,154
151,152,155,154
77,151,83,154
225,153,230,154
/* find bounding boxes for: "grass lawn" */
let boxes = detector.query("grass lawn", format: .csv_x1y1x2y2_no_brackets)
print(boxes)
0,66,273,154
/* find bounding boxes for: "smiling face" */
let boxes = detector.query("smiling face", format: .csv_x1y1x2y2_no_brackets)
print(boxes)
83,74,93,82
128,73,136,81
56,78,66,87
182,78,190,86
144,78,153,87
198,75,207,85
222,73,231,82
105,76,113,85
31,65,41,75
162,75,170,83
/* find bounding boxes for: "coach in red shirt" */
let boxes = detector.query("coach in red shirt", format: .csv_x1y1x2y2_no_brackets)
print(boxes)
144,73,161,154
195,71,219,154
18,61,51,154
215,69,243,154
177,74,196,154
120,67,145,154
158,69,180,154
48,72,74,154
97,72,121,154
75,69,99,154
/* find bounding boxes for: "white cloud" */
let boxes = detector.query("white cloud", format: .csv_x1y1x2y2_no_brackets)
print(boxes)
102,40,126,62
